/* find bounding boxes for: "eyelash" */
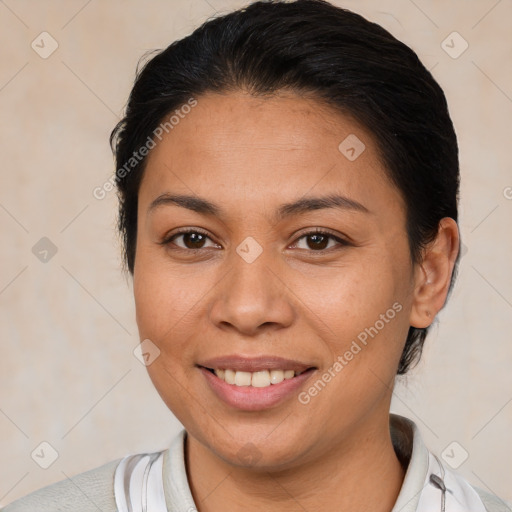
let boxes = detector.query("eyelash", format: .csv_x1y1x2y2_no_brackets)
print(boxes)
161,227,350,254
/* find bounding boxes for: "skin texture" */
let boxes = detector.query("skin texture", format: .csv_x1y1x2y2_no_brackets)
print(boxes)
133,90,459,512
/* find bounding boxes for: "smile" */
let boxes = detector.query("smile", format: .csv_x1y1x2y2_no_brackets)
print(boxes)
198,362,317,411
206,368,308,388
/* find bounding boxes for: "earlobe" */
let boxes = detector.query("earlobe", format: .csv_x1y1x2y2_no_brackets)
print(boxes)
409,218,460,329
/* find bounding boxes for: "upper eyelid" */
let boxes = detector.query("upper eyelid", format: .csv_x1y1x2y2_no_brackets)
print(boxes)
165,228,348,249
163,228,217,247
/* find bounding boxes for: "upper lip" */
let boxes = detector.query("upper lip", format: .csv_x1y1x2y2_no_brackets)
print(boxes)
198,355,315,373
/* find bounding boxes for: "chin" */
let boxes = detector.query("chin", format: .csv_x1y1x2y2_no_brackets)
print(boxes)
203,427,310,471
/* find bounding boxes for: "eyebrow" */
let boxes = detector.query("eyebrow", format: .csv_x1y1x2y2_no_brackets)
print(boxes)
148,192,370,221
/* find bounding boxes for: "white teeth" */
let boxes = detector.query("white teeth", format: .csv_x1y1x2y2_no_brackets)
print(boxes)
234,371,252,386
270,370,284,385
213,368,302,387
252,370,271,388
223,369,236,385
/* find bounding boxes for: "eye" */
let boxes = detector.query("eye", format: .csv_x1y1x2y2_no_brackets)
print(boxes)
291,229,349,252
162,228,220,251
161,228,350,253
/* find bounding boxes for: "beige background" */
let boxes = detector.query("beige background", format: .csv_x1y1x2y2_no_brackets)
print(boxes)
0,0,511,507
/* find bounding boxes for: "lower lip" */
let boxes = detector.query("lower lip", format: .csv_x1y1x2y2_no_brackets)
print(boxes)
199,367,316,411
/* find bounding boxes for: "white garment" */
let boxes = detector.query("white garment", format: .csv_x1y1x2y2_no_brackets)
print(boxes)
113,414,492,512
3,414,510,511
114,452,167,512
418,453,487,512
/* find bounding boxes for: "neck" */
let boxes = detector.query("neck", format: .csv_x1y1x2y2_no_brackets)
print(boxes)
185,412,406,512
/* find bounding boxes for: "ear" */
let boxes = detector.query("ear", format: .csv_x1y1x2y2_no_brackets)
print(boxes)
409,218,460,328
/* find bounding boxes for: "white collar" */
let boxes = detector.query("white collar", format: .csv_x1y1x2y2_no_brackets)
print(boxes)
114,414,486,512
389,414,486,512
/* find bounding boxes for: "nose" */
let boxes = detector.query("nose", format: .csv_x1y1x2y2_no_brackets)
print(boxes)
209,243,295,336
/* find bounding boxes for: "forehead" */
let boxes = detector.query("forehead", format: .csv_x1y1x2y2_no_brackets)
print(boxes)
139,90,402,218
147,90,371,158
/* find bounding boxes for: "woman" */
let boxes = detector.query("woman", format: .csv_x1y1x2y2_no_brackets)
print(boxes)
3,1,510,511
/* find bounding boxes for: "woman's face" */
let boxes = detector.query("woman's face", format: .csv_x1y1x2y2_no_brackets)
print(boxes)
133,90,417,468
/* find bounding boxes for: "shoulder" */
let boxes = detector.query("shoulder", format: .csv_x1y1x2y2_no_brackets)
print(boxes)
473,486,512,512
0,457,122,512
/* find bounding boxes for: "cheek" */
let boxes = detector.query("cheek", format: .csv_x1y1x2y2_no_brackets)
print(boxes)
133,254,202,423
311,261,404,334
133,262,163,338
309,259,410,383
132,245,216,379
303,285,407,422
133,243,195,338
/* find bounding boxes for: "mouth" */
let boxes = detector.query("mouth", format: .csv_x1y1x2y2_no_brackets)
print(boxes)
196,355,317,410
200,366,315,388
199,365,317,411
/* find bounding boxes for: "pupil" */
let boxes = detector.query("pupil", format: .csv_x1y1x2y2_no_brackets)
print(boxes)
308,234,327,250
185,233,205,249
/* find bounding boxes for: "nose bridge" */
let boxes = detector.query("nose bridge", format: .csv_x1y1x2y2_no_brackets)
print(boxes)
209,235,294,333
232,238,271,296
227,237,276,309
